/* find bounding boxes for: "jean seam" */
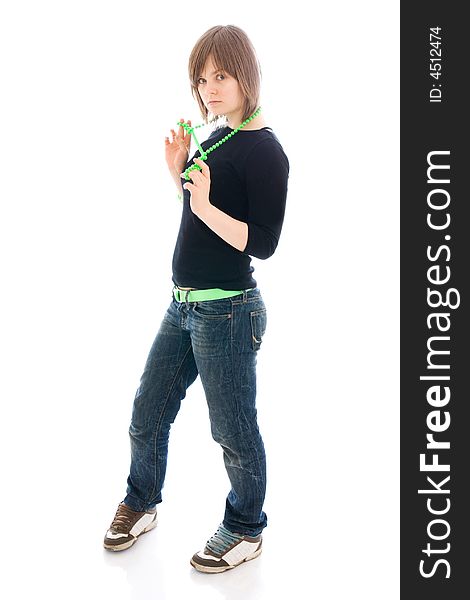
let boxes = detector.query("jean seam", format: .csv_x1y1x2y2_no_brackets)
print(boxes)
146,340,194,507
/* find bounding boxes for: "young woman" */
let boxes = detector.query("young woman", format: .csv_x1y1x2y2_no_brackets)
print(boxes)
103,24,289,574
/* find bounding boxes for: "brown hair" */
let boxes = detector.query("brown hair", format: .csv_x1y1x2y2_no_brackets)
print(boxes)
188,25,262,125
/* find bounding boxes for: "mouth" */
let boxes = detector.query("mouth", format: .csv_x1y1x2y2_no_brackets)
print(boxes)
208,101,221,106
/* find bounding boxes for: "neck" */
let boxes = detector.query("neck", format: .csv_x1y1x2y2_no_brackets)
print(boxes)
226,109,266,131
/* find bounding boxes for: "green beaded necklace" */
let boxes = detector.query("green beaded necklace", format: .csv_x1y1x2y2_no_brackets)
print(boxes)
177,105,262,181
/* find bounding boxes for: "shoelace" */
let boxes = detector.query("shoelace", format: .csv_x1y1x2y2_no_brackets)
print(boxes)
110,503,137,533
205,524,244,556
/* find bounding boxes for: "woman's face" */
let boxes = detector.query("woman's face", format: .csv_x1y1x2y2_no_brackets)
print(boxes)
197,55,244,124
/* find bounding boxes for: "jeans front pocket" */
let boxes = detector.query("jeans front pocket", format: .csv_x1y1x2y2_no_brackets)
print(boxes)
193,299,232,320
250,308,267,351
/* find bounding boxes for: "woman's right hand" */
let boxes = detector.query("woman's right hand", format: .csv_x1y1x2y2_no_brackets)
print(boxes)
164,118,192,176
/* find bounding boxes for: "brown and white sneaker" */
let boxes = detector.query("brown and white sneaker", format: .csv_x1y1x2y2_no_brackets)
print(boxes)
190,524,263,573
103,502,157,551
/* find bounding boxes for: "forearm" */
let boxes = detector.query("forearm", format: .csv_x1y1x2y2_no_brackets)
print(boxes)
197,204,248,253
170,169,184,195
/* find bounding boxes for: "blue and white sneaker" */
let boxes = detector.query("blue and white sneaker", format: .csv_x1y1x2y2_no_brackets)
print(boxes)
190,524,263,573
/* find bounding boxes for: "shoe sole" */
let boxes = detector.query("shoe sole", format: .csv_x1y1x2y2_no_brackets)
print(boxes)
103,515,158,551
190,547,262,573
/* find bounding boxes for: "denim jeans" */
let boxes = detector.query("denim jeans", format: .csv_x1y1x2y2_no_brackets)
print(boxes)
123,287,268,537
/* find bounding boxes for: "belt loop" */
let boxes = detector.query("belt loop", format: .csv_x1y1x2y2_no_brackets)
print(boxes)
185,289,190,309
243,289,248,303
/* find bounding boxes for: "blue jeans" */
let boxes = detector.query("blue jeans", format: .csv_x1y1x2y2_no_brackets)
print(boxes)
123,287,268,537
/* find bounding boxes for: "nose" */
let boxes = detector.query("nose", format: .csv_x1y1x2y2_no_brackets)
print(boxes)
207,82,218,96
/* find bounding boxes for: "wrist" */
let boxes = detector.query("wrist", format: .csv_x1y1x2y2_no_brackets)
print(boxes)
194,200,214,221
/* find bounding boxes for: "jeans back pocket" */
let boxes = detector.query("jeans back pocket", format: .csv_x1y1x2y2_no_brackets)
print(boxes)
250,308,267,351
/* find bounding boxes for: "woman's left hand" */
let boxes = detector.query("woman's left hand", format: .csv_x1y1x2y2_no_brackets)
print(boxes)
181,158,212,218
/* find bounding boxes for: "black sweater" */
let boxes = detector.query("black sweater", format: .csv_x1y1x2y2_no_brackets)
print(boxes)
171,124,289,290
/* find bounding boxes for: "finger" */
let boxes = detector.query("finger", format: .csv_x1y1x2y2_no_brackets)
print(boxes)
184,119,192,140
193,157,210,178
182,164,203,181
190,170,204,184
186,164,203,179
177,122,189,147
182,169,197,182
182,182,194,192
178,141,189,154
175,132,188,149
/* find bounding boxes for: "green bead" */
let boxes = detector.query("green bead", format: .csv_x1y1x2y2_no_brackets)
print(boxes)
173,106,261,165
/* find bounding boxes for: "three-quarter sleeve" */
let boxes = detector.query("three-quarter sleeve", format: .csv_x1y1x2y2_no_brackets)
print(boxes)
242,138,290,259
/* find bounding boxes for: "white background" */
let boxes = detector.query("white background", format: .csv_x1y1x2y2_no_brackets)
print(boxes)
0,1,399,599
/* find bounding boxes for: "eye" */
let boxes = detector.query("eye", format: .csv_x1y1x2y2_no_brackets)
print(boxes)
197,73,226,85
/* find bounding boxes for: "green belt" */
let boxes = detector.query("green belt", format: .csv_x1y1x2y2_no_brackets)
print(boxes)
173,286,254,303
